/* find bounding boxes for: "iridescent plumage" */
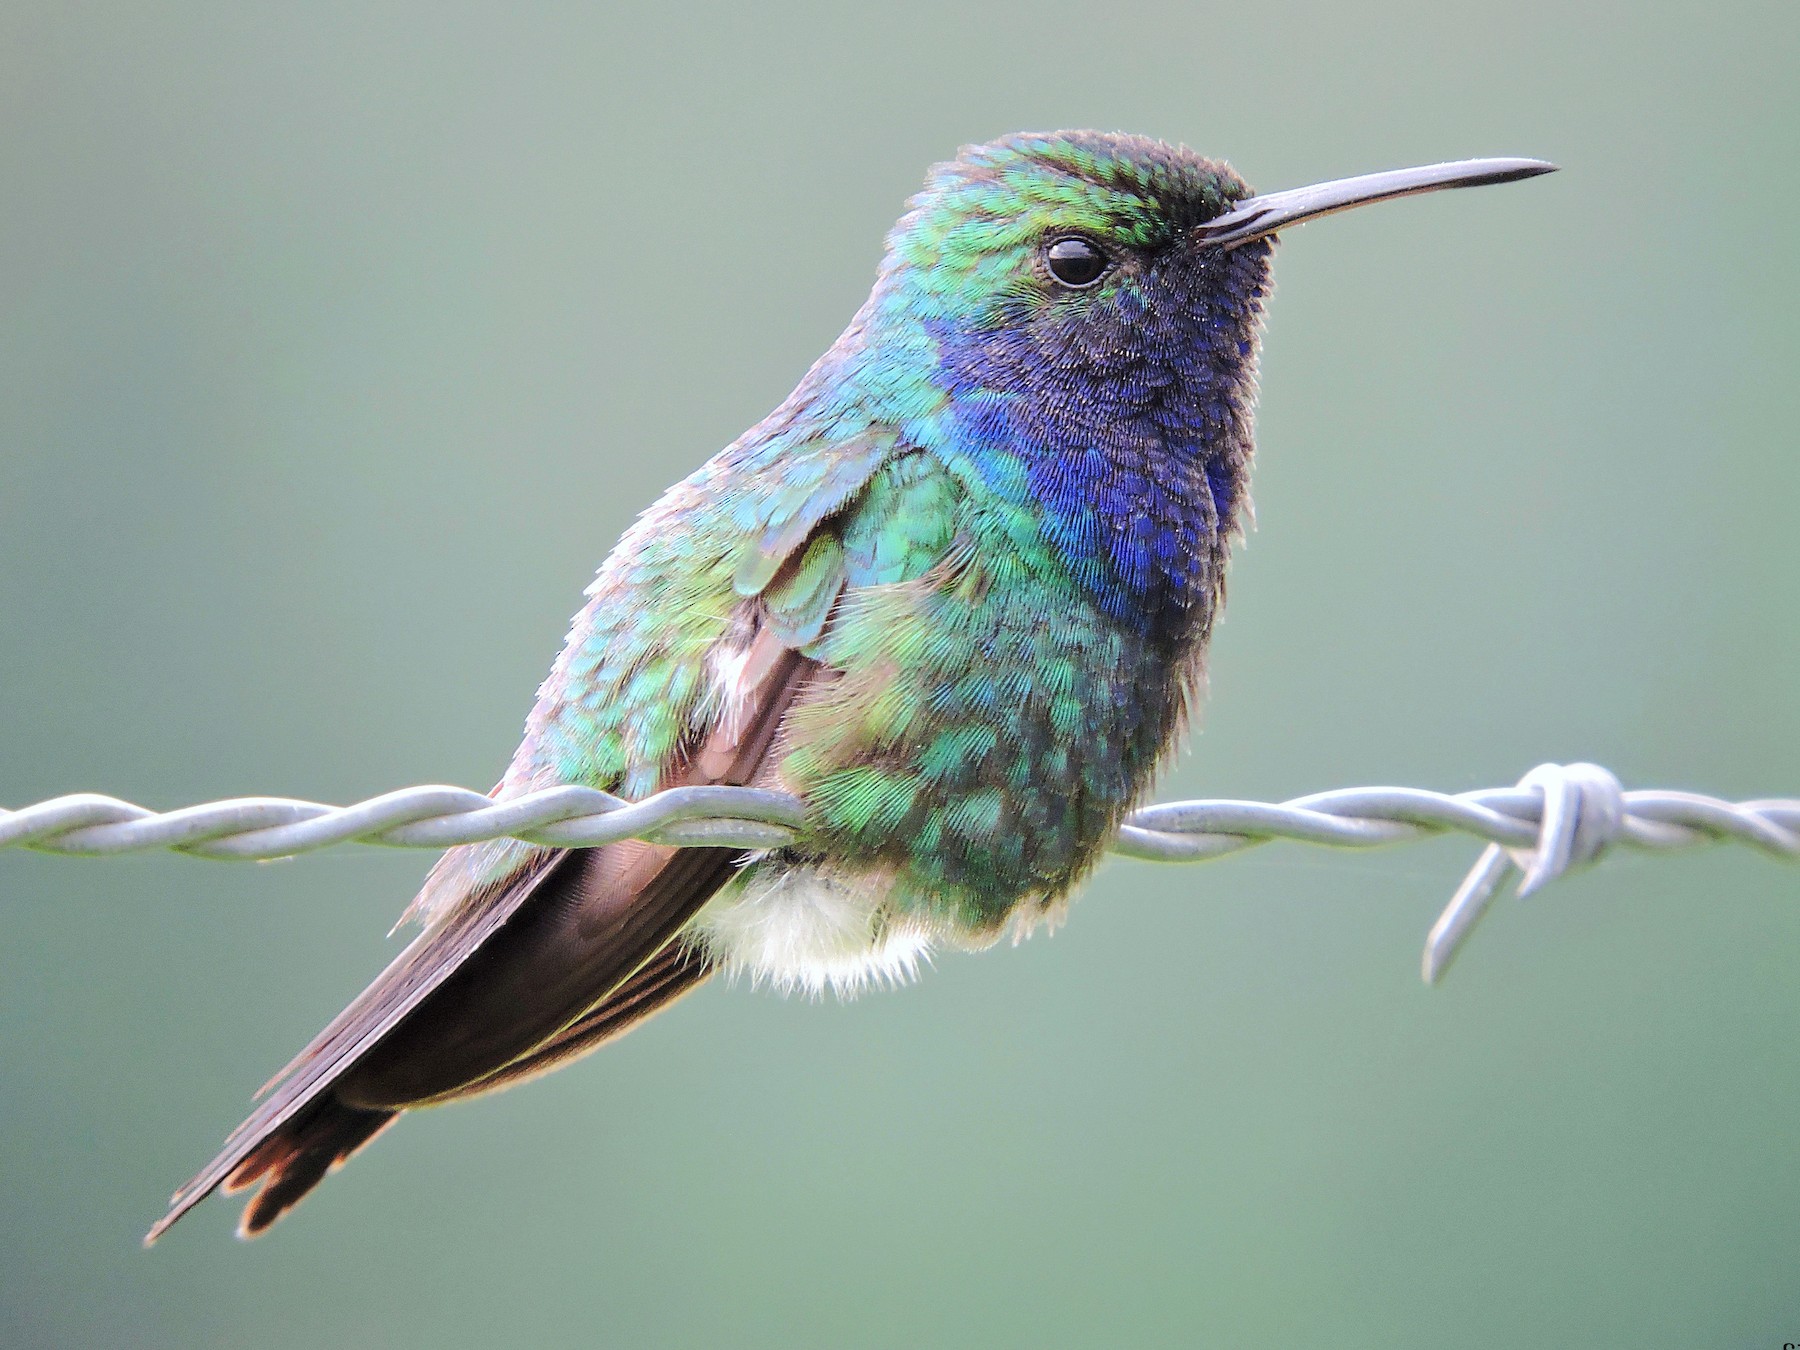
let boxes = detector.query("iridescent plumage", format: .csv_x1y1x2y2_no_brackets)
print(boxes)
149,132,1551,1241
507,134,1268,978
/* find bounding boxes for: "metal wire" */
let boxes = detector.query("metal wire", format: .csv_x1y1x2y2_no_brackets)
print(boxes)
4,762,1795,983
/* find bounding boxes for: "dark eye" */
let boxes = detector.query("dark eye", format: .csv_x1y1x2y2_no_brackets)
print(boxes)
1044,236,1108,288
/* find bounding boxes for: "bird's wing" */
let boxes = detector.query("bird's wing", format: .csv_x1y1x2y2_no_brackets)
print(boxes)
411,916,714,1102
150,425,898,1241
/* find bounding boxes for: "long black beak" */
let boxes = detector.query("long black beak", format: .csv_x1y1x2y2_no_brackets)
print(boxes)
1194,157,1557,249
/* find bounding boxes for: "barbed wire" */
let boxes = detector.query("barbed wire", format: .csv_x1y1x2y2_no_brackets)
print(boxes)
4,763,1795,983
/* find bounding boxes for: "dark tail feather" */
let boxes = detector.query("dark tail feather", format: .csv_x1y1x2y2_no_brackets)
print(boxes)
147,1100,395,1244
425,941,712,1102
149,642,811,1244
226,1101,395,1239
145,940,706,1244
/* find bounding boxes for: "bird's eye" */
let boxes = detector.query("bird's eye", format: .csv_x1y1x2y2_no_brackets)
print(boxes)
1044,236,1108,288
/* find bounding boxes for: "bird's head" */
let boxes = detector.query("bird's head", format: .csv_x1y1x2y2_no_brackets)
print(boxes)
886,131,1261,336
849,131,1551,642
875,130,1550,412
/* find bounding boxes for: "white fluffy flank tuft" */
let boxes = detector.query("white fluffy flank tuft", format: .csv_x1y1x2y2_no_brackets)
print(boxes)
690,865,933,999
706,630,760,742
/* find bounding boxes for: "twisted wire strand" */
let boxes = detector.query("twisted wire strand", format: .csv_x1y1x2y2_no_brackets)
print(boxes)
4,763,1795,982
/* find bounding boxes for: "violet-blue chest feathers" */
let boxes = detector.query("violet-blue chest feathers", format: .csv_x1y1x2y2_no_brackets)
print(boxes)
859,131,1274,648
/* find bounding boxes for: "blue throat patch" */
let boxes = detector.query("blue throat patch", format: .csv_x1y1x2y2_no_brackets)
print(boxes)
920,239,1271,645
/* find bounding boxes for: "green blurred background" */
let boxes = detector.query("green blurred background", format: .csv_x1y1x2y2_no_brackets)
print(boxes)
2,2,1796,1346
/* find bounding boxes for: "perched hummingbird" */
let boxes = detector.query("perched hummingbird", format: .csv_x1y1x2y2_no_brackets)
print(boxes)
148,132,1551,1241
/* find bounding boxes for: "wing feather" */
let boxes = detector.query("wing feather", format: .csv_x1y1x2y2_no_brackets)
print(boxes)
150,421,896,1241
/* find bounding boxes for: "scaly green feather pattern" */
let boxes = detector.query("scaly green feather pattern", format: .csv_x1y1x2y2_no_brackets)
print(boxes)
771,450,1190,938
421,133,1263,944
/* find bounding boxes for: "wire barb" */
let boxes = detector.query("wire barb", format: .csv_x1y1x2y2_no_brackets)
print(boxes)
4,765,1796,983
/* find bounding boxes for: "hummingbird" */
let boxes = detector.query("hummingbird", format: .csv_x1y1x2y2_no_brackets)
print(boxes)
147,131,1552,1242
